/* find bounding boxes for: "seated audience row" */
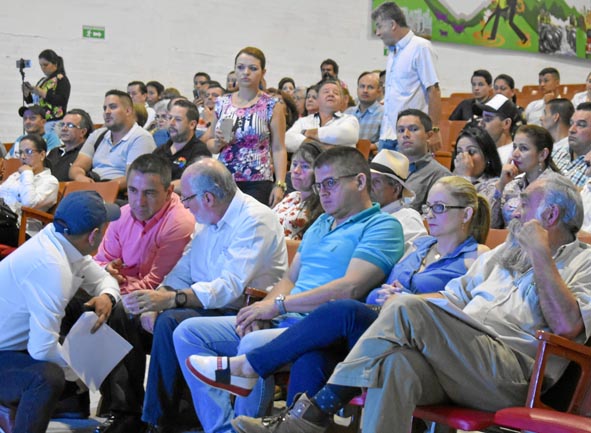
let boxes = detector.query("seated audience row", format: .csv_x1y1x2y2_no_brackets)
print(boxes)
2,6,591,433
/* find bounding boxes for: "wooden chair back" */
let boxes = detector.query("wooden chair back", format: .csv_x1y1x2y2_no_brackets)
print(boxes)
0,159,22,183
243,239,301,306
355,139,371,160
577,231,591,245
485,228,508,249
286,239,301,265
64,180,120,203
433,151,452,170
527,331,591,414
521,84,540,96
17,180,120,245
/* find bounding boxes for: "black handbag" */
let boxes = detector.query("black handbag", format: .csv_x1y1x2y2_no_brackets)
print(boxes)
0,199,19,246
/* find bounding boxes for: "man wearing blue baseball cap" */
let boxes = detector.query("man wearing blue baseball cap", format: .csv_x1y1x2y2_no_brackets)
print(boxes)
0,191,121,433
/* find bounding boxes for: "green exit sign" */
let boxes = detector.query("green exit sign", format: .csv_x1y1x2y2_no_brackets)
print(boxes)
82,26,105,40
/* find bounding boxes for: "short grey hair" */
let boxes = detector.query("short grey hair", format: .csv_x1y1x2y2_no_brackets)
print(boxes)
535,173,583,235
183,157,237,202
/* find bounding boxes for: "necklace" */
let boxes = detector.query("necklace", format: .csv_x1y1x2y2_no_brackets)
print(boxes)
420,244,441,270
432,248,441,261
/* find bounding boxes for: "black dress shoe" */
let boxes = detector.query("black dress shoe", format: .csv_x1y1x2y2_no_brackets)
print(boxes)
51,381,90,419
94,414,144,433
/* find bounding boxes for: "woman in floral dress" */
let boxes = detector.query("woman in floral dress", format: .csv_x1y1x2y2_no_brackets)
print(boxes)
207,47,287,206
273,142,323,239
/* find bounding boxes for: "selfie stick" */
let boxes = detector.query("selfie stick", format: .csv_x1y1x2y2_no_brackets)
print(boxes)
18,59,27,134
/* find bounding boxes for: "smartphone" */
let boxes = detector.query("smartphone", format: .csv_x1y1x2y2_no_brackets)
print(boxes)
16,59,32,69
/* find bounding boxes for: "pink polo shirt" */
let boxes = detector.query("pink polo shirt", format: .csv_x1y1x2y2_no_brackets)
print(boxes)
94,193,195,294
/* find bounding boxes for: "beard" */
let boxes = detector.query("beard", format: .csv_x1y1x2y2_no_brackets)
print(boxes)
496,219,533,275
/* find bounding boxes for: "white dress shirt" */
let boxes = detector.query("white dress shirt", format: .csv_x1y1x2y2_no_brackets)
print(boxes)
0,224,120,371
161,190,288,310
285,112,359,153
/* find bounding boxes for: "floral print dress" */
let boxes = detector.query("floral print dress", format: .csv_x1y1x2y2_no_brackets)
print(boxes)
25,72,71,121
273,191,308,240
215,93,277,182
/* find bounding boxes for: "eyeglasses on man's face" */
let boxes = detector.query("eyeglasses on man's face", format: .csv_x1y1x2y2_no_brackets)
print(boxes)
422,202,466,215
180,193,198,203
57,122,82,130
312,173,358,194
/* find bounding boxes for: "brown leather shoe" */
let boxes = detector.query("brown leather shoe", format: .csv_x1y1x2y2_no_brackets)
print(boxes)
231,393,328,433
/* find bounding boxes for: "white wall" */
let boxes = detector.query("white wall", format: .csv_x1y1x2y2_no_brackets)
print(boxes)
1,0,589,143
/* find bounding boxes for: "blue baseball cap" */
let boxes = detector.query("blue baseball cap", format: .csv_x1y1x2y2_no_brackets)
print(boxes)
54,191,120,235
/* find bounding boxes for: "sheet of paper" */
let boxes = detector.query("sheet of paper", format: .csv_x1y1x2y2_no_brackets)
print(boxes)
427,297,499,338
61,311,132,391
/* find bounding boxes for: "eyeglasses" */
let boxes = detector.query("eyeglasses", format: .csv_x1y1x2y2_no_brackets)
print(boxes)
57,122,81,129
180,193,198,203
312,174,358,194
15,148,39,157
155,114,169,120
422,203,466,215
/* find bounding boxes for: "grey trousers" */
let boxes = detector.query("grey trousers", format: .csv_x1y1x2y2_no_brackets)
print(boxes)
328,296,534,433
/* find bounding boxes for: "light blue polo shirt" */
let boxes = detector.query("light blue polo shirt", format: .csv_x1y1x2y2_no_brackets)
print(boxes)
80,124,156,180
290,203,404,297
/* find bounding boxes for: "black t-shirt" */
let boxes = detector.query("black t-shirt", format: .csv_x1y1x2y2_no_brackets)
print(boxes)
153,135,211,180
46,145,83,182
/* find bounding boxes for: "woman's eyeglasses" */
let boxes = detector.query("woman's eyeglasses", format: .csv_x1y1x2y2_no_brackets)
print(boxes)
15,148,39,157
422,203,465,215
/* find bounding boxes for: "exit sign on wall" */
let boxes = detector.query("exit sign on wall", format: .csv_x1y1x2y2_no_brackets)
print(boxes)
82,26,105,40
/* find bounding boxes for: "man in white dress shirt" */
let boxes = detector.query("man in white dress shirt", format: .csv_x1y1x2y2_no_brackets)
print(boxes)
0,191,121,433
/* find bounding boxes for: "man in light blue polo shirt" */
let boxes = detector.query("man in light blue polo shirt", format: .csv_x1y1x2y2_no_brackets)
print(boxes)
69,89,156,193
170,147,404,433
345,71,384,152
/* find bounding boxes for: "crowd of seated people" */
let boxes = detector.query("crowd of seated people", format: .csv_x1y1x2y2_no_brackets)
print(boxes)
2,3,591,433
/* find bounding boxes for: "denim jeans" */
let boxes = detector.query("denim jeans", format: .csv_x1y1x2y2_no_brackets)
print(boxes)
0,351,65,433
246,300,378,404
377,138,398,151
141,308,237,428
173,316,286,433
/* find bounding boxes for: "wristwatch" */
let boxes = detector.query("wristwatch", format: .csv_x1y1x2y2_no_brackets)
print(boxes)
275,180,287,192
432,126,441,133
175,291,188,308
105,293,117,308
274,294,287,315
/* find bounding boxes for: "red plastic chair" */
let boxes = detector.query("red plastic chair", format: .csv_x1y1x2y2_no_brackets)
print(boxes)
345,330,591,433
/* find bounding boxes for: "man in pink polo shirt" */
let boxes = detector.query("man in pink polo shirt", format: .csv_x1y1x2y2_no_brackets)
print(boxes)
93,153,195,432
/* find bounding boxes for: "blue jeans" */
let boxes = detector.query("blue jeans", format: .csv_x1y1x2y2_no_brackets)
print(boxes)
246,300,378,404
0,351,65,433
141,308,236,427
173,316,286,433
